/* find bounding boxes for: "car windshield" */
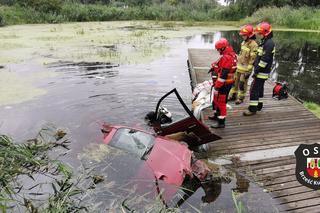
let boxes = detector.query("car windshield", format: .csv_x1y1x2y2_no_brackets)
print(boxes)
109,128,155,158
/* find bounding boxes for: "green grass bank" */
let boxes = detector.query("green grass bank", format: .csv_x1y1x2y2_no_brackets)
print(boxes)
304,102,320,119
0,3,320,30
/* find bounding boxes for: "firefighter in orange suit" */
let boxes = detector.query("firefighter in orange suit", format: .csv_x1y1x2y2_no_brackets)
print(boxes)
208,38,237,128
229,24,258,104
243,22,275,116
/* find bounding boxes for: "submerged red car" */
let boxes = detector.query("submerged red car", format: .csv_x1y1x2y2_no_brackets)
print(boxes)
102,124,208,186
102,88,222,187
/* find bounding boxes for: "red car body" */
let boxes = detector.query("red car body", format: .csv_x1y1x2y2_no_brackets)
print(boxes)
101,88,222,187
102,124,197,186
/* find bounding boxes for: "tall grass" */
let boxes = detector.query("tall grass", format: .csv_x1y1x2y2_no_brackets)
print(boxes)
0,125,90,212
1,3,320,30
0,3,221,25
242,6,320,30
304,102,320,118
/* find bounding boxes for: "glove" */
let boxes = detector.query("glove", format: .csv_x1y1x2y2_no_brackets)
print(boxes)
252,73,257,78
208,68,214,74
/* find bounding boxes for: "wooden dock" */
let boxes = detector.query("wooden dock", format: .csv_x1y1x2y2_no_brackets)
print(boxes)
188,48,320,212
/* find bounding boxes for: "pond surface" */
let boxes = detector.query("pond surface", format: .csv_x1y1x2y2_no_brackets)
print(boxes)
0,23,319,211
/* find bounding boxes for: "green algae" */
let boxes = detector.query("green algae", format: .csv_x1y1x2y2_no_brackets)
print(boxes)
0,21,236,65
0,69,56,106
0,21,238,105
304,102,320,119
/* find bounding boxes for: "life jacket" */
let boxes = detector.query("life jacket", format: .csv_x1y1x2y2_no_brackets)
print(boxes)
211,46,237,87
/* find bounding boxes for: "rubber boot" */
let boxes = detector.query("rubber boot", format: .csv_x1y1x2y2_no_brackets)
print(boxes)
257,102,263,111
235,99,244,105
211,118,225,128
208,112,218,121
228,93,236,101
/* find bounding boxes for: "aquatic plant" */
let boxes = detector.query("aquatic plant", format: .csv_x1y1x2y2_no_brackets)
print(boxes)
231,190,245,213
0,124,91,212
304,102,320,118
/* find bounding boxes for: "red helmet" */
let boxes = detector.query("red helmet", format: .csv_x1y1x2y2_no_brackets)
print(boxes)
255,22,272,37
239,24,254,38
215,38,229,50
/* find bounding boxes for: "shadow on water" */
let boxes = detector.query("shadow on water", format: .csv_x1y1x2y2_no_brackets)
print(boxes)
47,61,120,79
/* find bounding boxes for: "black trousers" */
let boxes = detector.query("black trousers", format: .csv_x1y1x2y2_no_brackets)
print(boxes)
248,78,266,112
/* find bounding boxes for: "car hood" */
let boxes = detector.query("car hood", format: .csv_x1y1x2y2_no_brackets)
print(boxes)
146,137,192,186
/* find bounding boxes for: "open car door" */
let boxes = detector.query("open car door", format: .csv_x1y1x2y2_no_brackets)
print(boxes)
152,88,221,148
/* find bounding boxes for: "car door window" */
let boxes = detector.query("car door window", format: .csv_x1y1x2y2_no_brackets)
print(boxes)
109,128,155,158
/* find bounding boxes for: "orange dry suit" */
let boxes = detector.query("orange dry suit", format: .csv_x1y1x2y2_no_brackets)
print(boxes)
211,46,237,118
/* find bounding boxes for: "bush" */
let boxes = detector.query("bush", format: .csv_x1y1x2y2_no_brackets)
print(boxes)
0,14,5,26
242,6,320,30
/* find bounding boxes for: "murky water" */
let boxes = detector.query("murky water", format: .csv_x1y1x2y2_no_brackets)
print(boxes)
1,25,319,211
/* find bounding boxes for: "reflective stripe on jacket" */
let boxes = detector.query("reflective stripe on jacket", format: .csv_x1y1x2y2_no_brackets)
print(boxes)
211,46,237,89
253,35,275,79
237,39,258,73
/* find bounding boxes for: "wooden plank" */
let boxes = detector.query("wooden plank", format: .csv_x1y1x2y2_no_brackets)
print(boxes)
211,134,320,152
238,159,296,172
288,205,320,213
264,175,297,187
281,197,320,211
254,164,296,176
212,126,320,142
272,186,314,198
278,190,320,205
211,128,320,146
212,139,320,155
232,155,296,167
267,181,302,192
255,169,295,182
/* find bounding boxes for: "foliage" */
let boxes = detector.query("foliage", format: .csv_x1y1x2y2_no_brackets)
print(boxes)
0,13,5,26
242,6,320,30
0,125,91,212
304,102,320,118
0,0,63,13
0,0,320,28
0,5,65,25
231,190,245,213
225,0,320,15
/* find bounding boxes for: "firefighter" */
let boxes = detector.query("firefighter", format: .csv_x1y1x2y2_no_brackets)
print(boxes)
228,24,258,104
243,22,275,116
208,38,237,128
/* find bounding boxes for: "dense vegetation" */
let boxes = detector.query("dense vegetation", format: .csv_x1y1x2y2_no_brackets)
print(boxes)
0,126,90,212
304,102,320,118
0,0,319,29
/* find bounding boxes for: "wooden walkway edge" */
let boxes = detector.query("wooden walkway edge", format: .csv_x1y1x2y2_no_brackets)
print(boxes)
188,48,320,212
